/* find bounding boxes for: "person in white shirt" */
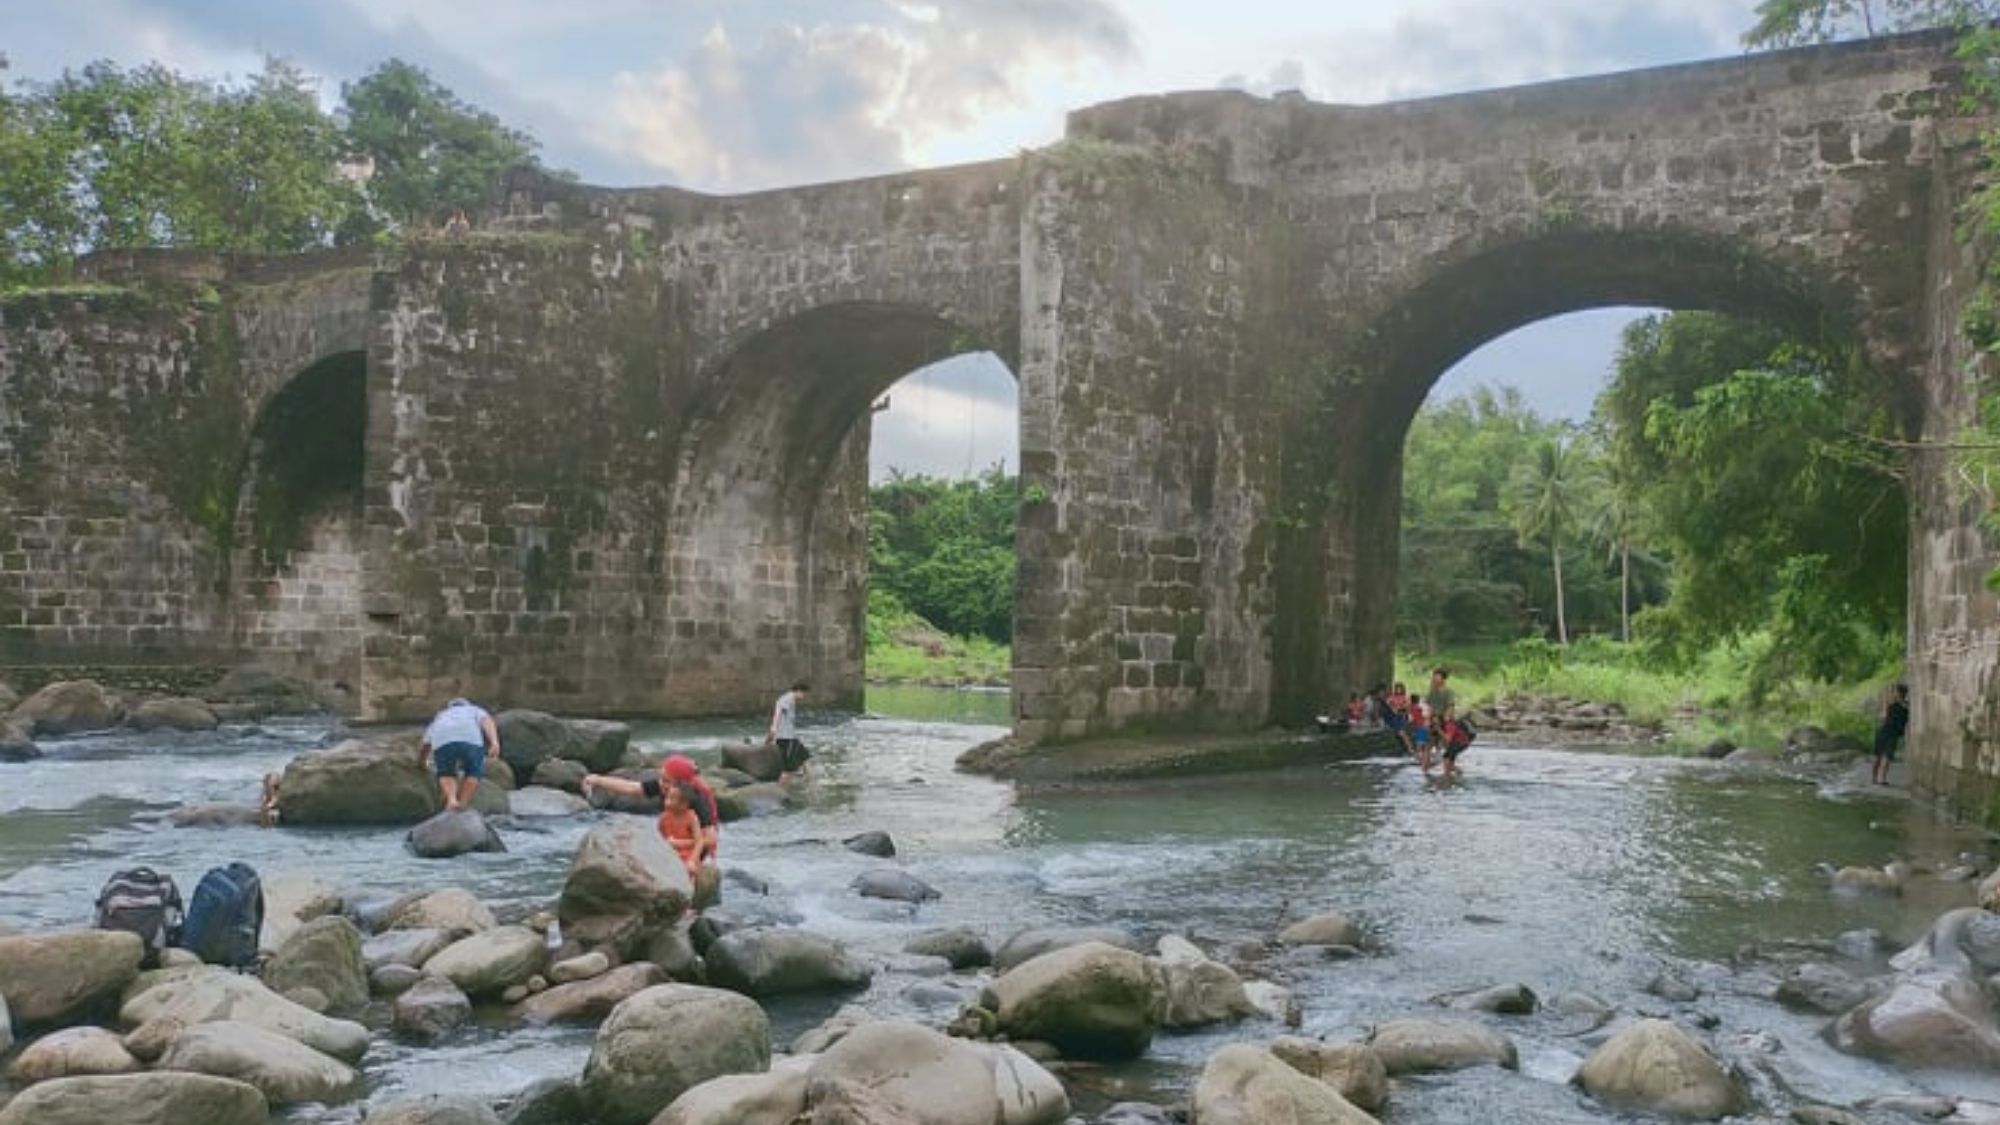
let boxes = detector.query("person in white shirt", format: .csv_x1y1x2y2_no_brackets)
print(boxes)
417,697,500,811
766,681,812,780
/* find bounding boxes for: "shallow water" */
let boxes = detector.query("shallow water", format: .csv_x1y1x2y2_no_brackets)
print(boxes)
0,690,1990,1121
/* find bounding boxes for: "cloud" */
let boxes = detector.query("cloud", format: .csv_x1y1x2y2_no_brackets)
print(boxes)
870,352,1018,479
597,0,1135,191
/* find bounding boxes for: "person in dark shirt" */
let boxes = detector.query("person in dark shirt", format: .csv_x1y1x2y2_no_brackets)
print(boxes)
1872,683,1910,785
582,753,719,861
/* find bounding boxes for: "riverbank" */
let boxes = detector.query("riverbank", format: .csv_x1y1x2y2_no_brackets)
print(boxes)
958,726,1404,783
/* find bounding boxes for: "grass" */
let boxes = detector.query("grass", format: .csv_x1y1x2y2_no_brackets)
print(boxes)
864,597,1009,686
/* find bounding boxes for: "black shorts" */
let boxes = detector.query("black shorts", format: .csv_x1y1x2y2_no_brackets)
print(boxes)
1873,731,1901,760
1444,740,1470,761
777,738,811,771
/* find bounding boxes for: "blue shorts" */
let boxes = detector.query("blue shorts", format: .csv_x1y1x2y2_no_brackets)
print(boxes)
434,741,486,779
1411,727,1430,746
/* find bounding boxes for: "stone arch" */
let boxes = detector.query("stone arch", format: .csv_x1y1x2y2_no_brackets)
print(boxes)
664,301,1014,713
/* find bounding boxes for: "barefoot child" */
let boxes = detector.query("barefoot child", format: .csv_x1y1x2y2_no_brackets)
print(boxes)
1409,700,1433,772
655,783,705,880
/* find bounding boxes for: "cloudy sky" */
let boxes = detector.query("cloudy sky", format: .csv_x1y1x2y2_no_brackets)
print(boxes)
3,0,1763,478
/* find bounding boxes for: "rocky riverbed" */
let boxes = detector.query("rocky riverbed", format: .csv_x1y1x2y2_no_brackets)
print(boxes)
1,687,1997,1124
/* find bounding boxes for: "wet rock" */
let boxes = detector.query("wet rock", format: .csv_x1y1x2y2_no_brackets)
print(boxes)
511,962,665,1026
1894,907,2000,976
407,808,507,858
723,867,770,896
704,927,872,997
1441,983,1538,1015
1647,972,1701,1002
424,926,548,999
1244,979,1302,1026
803,1021,1070,1125
1784,726,1837,757
497,1079,586,1125
496,710,577,777
906,926,991,969
580,984,771,1125
366,1096,504,1125
793,1005,876,1053
852,868,940,903
282,985,329,1013
1269,1035,1390,1111
0,930,143,1026
721,740,785,782
1857,1094,1957,1118
167,802,262,828
510,786,590,817
1775,962,1877,1015
1574,1019,1744,1119
394,976,472,1041
557,820,693,958
385,888,497,936
568,720,632,773
530,757,589,792
1698,739,1735,760
551,951,610,984
1098,1104,1177,1125
1155,935,1253,1028
11,680,121,736
6,1027,141,1084
120,967,370,1062
1793,1106,1868,1125
128,697,219,732
1828,864,1903,895
993,926,1141,972
1830,971,2000,1068
655,1062,810,1125
843,831,896,857
0,1072,270,1125
643,921,704,982
157,1019,360,1104
203,667,321,716
1832,929,1886,960
1278,911,1363,948
372,964,422,995
262,915,368,1013
1365,1017,1518,1074
1192,1043,1380,1125
258,874,344,952
278,736,438,825
989,941,1165,1060
0,718,41,761
722,783,792,817
363,927,456,972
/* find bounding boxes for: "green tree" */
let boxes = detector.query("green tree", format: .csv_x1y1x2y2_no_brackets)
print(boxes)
1504,433,1604,646
339,60,540,231
1743,0,1995,46
868,467,1019,643
1589,477,1647,643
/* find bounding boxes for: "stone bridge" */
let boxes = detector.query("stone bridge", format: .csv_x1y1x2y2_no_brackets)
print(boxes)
5,32,1999,818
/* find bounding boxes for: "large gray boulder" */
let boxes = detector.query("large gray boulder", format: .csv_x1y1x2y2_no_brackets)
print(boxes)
129,697,220,732
1192,1044,1380,1125
6,1026,141,1084
362,927,456,972
1893,907,2000,976
0,717,39,761
1154,935,1253,1028
801,1021,1069,1125
1775,962,1877,1015
906,927,992,969
0,1072,269,1125
422,926,548,999
511,963,666,1026
156,1020,359,1105
1364,1017,1517,1074
366,1096,503,1125
278,737,439,825
11,680,121,736
262,915,368,1013
407,809,507,858
580,984,771,1125
656,1062,812,1125
203,667,321,717
510,786,591,818
1829,971,2000,1068
394,976,472,1042
557,820,693,957
852,869,941,903
722,740,785,782
497,712,632,777
383,888,496,936
1278,911,1363,948
120,967,370,1063
1269,1036,1390,1112
0,930,143,1026
532,757,590,792
569,719,633,772
703,928,873,997
258,874,343,954
1574,1019,1744,1119
993,926,1141,972
988,941,1164,1060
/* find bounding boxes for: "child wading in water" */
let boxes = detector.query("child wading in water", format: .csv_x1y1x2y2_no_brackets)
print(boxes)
1385,681,1414,756
1409,700,1433,772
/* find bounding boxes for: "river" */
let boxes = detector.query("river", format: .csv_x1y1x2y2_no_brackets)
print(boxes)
0,684,1990,1121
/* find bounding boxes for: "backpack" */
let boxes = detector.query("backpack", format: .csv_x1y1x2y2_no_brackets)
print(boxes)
94,867,183,968
178,862,264,969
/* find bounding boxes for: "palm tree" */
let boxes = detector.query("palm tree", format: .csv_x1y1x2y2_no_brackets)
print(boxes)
1590,483,1646,643
1506,434,1602,646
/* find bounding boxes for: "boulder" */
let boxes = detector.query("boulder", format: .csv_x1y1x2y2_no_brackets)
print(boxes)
1893,907,2000,976
362,927,456,972
988,941,1164,1060
1155,936,1253,1028
278,736,439,825
128,697,219,732
0,718,39,761
119,968,370,1062
1775,962,1876,1015
656,1064,810,1125
793,1005,877,1054
258,874,343,953
1574,1019,1744,1119
497,710,627,777
550,951,610,984
1441,983,1538,1015
558,820,693,958
511,962,665,1026
423,926,548,999
1245,979,1303,1027
157,1019,358,1104
497,1079,586,1125
6,1026,141,1084
1981,869,2000,912
394,976,472,1042
1191,1043,1380,1125
722,740,786,782
384,888,496,936
1829,865,1902,895
852,869,940,903
531,757,589,792
1279,911,1363,948
703,928,873,997
510,786,591,817
993,926,1141,972
1099,1105,1177,1125
643,922,705,982
1829,971,2000,1068
11,679,121,736
579,984,771,1125
843,831,896,857
365,1096,503,1125
905,927,992,969
168,802,263,828
802,1020,1069,1125
1269,1036,1390,1112
0,930,143,1026
407,808,507,858
203,667,320,716
568,719,632,772
1697,739,1735,760
262,915,368,1013
1364,1017,1518,1074
372,964,423,995
0,1072,269,1125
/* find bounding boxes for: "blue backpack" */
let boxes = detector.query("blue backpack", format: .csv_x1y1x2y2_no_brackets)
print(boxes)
177,862,264,969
